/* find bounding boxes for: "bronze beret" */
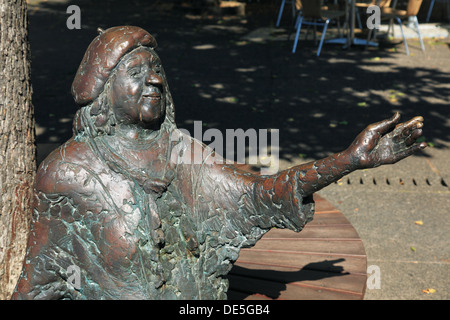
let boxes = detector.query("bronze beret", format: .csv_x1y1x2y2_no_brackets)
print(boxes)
71,26,157,106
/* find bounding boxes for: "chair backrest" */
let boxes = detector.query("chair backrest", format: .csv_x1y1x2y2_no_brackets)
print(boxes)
300,0,324,19
406,0,423,16
360,0,391,6
375,0,392,7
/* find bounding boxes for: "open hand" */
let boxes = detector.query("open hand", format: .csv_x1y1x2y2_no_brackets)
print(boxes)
347,112,427,169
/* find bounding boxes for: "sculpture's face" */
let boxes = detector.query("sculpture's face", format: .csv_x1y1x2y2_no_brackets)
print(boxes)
110,47,166,129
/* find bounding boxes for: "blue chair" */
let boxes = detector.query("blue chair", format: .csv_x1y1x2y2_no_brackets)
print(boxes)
379,0,425,55
276,0,300,27
292,0,346,56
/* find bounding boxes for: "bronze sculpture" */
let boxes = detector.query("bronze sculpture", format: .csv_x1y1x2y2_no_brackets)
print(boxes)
12,26,426,300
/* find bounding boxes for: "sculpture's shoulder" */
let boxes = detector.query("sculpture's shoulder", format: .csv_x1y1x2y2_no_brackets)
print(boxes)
35,137,101,196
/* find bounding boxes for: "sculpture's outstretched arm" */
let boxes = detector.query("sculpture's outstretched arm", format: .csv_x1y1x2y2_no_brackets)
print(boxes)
293,112,426,197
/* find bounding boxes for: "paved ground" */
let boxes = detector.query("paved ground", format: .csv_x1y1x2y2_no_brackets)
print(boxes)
27,0,449,300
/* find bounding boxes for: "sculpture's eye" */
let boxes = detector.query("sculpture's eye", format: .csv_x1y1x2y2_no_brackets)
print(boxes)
128,67,142,78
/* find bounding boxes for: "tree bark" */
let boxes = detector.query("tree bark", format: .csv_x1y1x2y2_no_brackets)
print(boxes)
0,0,35,300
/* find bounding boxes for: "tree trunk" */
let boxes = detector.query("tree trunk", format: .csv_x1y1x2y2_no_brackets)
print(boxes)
0,0,35,300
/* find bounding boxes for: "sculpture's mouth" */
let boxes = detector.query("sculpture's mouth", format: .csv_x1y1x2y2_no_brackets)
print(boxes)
143,93,161,100
143,87,162,100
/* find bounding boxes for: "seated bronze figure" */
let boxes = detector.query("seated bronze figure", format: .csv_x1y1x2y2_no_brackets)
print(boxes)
12,26,426,300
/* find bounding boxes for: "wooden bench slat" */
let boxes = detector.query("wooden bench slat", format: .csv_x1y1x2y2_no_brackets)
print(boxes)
314,196,340,213
229,263,367,295
236,249,366,274
307,212,352,225
264,226,361,239
226,274,363,300
248,238,366,256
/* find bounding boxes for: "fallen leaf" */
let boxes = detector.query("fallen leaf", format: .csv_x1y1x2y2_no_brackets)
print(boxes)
410,246,416,252
357,102,367,107
415,220,424,225
235,40,247,46
422,288,436,294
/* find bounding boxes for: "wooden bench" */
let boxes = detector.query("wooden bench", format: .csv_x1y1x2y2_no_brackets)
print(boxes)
227,194,367,300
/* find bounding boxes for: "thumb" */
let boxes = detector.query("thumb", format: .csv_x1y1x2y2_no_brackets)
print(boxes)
369,112,400,135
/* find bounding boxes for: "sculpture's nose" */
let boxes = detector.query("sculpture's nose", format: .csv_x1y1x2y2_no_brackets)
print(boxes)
145,70,163,87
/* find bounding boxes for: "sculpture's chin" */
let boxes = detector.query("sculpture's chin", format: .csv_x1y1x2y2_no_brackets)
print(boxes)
139,99,166,128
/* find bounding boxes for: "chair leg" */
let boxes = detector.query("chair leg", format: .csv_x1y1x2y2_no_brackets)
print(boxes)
317,19,330,57
294,12,301,29
426,0,435,23
337,18,342,37
292,15,304,53
366,28,373,50
387,18,395,37
290,0,297,20
356,9,363,30
313,24,317,45
365,27,377,50
276,0,287,27
396,17,409,56
413,15,425,51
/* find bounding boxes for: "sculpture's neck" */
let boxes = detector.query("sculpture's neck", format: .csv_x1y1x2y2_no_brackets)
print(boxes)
114,123,162,142
96,122,174,185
